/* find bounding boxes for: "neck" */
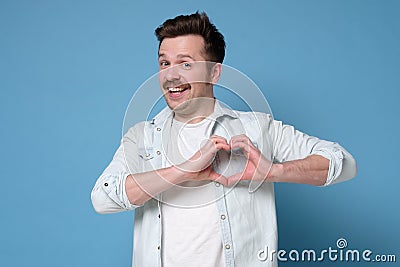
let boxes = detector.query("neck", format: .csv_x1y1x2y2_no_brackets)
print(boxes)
173,97,215,124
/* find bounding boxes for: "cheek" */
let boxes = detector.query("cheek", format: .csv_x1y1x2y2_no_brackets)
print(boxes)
190,84,207,96
158,73,165,86
184,71,209,84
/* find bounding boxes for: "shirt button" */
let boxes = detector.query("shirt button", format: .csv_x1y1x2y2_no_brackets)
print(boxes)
225,244,231,250
157,245,160,250
158,214,161,218
220,214,226,220
156,127,161,131
104,183,108,187
215,182,220,187
156,151,161,155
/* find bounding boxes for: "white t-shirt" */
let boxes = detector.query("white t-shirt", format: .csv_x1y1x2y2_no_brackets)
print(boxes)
161,118,225,267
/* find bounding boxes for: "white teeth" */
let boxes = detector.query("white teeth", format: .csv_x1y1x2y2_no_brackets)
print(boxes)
168,87,185,92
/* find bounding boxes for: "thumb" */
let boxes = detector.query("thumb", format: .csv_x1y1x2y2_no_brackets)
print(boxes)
227,172,244,187
210,170,229,187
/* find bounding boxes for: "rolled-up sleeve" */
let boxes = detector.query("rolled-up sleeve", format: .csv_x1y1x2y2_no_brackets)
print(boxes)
270,119,357,186
91,126,142,214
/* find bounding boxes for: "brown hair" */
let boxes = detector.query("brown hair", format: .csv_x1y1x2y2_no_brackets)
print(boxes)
155,12,226,63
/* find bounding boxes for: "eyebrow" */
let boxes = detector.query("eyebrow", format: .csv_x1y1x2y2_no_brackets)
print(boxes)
158,53,195,61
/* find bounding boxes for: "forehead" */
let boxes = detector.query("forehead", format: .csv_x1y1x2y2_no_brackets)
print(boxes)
158,35,206,60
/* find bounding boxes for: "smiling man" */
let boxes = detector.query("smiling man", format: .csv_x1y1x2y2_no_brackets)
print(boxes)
91,12,357,267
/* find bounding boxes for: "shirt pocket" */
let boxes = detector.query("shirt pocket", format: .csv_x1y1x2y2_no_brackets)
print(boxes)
138,147,154,161
138,147,155,171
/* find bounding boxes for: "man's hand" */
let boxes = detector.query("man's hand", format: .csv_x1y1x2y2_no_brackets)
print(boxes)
227,134,273,187
178,135,231,186
227,134,330,188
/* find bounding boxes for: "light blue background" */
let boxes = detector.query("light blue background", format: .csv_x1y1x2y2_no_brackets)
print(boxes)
1,0,399,266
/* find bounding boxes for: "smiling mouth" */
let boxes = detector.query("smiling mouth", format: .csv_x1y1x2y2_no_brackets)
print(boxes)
166,84,191,96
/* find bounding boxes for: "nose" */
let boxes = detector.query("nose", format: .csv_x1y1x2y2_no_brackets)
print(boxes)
164,65,181,81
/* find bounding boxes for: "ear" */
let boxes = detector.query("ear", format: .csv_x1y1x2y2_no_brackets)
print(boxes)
210,63,222,84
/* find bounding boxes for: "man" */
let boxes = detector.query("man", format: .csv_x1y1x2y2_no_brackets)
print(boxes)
91,12,357,267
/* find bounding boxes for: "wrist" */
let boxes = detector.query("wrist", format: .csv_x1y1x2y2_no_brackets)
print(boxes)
168,164,190,184
267,163,284,182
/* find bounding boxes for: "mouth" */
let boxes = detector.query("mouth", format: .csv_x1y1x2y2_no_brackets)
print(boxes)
166,84,191,98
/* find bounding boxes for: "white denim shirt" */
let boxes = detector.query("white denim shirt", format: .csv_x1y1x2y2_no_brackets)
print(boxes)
91,101,357,267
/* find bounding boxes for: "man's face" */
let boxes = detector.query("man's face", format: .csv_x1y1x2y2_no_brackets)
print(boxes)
158,35,215,112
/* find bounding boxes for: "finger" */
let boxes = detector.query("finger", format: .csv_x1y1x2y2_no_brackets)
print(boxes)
230,140,260,160
209,136,230,151
210,135,227,141
210,134,226,139
230,134,252,144
230,136,257,154
201,141,230,153
230,140,250,152
215,142,231,151
230,135,256,149
203,136,228,146
210,136,229,146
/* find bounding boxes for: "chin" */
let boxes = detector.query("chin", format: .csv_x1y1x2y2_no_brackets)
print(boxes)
168,99,191,112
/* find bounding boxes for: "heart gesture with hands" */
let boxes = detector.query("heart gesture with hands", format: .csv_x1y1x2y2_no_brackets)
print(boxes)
227,134,272,187
178,134,272,188
178,135,231,186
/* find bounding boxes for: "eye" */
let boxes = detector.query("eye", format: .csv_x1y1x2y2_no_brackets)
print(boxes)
181,62,191,70
159,61,169,68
